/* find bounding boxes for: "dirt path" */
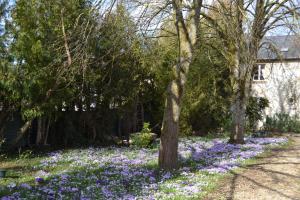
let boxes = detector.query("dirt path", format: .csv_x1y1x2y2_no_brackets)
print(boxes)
204,134,300,200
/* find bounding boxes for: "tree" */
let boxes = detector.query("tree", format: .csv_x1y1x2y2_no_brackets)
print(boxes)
74,4,156,143
0,0,17,140
181,36,232,136
158,0,204,170
203,0,300,143
10,0,94,145
130,0,204,169
154,14,232,137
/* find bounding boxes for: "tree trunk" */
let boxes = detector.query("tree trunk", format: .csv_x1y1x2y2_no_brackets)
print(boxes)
44,118,50,145
158,0,199,170
229,54,252,144
229,86,247,144
35,117,51,145
36,121,41,145
12,120,32,147
0,112,9,140
36,117,47,145
61,9,72,67
230,62,254,144
159,80,182,170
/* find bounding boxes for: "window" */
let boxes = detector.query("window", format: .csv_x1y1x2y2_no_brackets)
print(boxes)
253,64,265,81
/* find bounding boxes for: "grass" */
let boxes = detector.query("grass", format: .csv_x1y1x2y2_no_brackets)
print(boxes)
0,136,290,199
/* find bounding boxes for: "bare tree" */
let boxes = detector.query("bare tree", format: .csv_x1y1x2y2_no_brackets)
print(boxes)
203,0,300,143
129,0,203,169
159,0,205,170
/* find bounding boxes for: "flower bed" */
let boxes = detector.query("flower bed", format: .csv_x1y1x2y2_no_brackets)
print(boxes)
0,137,287,200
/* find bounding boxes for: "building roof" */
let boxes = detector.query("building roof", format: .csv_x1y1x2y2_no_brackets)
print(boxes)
258,35,300,61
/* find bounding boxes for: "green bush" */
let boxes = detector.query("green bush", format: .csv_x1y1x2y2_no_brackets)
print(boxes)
265,113,300,133
18,150,33,160
178,36,232,136
181,99,230,136
246,97,269,131
130,122,157,148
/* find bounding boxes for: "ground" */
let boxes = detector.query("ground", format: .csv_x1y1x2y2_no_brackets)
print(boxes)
0,136,290,199
204,134,300,200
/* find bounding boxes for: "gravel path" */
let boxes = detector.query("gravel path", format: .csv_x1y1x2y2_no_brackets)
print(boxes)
204,134,300,200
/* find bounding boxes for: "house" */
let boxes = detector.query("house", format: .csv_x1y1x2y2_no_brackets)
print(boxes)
252,35,300,126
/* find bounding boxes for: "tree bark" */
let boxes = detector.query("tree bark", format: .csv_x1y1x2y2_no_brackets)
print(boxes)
36,117,48,145
229,48,246,144
159,80,182,170
36,117,43,145
12,120,32,147
61,9,72,67
159,56,192,170
229,86,247,144
44,118,50,145
158,0,200,170
229,51,253,144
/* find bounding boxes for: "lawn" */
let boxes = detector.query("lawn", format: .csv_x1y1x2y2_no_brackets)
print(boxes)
0,137,288,200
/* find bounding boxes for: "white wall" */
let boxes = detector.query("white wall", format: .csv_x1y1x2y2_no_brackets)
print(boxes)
252,60,300,122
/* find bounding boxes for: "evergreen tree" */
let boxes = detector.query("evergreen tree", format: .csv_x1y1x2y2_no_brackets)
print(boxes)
11,0,93,145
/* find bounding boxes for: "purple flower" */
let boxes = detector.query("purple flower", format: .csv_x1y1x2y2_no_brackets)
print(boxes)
162,172,172,180
20,183,32,189
35,177,44,183
71,187,79,192
123,194,136,200
60,174,69,180
96,179,108,185
1,136,287,199
101,187,113,197
1,196,14,200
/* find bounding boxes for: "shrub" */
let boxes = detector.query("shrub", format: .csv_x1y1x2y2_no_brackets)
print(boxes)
141,122,151,134
180,96,231,136
18,150,33,160
246,97,269,131
179,40,232,136
264,113,300,133
130,123,157,148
